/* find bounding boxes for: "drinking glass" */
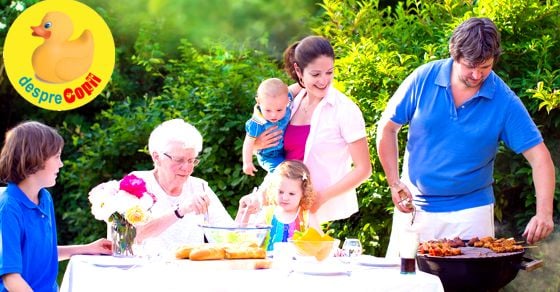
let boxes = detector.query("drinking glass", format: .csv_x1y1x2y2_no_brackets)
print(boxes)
135,238,163,262
273,242,294,275
342,238,363,257
399,231,419,274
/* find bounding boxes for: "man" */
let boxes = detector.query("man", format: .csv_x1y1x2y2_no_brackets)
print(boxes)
376,17,555,257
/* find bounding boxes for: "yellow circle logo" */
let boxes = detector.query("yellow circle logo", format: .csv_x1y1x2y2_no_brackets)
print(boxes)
3,0,115,111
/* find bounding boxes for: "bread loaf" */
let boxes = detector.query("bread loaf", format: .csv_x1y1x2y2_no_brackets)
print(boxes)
176,243,266,261
224,246,266,259
175,244,198,259
189,246,226,261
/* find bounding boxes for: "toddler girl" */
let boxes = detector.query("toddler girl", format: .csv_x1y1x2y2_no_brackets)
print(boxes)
238,160,320,251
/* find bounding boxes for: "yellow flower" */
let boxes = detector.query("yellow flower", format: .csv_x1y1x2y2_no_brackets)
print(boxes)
125,205,147,225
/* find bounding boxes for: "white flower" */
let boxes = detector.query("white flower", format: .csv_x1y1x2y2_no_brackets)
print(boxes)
10,1,25,11
0,23,6,30
88,177,155,225
88,180,120,221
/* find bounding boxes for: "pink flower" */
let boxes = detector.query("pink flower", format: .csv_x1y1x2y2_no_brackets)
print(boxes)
90,174,156,225
119,174,147,199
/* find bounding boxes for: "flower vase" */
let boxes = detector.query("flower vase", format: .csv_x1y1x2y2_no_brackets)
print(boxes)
110,214,136,257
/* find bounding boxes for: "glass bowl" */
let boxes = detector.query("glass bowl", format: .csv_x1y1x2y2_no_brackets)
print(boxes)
200,224,271,248
288,238,341,261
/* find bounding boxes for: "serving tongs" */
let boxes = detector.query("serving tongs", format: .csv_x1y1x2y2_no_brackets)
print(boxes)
397,190,415,225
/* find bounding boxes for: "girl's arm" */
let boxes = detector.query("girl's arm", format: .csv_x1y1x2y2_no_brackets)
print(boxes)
235,202,262,225
236,186,266,224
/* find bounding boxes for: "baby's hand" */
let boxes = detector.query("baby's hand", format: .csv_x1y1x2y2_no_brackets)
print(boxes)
243,162,258,176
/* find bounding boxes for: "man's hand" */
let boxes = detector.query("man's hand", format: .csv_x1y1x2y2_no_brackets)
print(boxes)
522,214,554,244
390,181,414,213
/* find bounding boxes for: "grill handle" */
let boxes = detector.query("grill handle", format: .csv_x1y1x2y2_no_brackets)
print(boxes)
520,256,543,272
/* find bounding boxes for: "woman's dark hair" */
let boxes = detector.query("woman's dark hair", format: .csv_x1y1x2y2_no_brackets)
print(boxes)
449,17,502,66
283,36,335,87
0,121,64,184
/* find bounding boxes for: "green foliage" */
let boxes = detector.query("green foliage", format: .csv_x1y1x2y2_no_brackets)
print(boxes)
83,0,319,58
0,0,38,45
56,27,285,243
528,80,560,114
1,4,558,289
158,40,284,214
314,0,560,257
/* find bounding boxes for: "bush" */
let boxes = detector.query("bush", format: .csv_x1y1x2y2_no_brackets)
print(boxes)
314,0,560,258
56,33,285,243
2,3,557,289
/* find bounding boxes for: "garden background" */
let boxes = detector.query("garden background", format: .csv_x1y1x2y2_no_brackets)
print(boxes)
0,0,559,290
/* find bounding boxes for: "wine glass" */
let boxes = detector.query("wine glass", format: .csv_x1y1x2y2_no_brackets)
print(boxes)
342,238,363,257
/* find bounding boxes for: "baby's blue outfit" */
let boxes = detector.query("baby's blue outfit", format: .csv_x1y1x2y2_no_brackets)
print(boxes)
245,94,292,173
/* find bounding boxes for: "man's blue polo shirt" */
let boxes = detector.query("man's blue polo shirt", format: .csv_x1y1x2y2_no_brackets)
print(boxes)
385,58,542,212
0,183,58,292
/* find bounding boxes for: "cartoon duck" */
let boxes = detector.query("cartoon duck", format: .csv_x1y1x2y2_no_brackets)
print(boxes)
31,11,94,84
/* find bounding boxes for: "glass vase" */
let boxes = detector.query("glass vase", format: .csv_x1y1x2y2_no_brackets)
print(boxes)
110,213,136,257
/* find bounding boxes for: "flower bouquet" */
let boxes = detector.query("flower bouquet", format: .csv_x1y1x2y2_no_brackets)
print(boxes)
89,174,156,257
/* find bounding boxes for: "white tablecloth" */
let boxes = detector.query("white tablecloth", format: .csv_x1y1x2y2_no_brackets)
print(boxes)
60,255,444,292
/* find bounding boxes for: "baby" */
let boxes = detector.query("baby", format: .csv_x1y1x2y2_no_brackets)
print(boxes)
242,78,291,175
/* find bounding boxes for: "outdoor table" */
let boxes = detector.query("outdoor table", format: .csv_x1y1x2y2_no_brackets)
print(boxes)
60,255,444,292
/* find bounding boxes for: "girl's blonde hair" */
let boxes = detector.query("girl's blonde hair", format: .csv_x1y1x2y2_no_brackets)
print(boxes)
269,160,315,210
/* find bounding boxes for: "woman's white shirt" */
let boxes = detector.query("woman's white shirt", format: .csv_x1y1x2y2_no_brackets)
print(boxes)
290,86,367,223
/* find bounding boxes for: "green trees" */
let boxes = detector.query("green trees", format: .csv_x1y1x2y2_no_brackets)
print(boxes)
56,40,287,242
0,2,557,280
314,0,559,256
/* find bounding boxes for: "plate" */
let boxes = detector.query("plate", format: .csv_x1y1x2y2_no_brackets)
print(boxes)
354,255,400,267
81,255,145,268
292,261,351,276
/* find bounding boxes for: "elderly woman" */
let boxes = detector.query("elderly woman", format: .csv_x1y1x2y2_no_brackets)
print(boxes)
133,119,234,254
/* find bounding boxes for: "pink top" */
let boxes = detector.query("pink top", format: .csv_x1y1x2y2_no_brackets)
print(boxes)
284,124,310,161
290,86,367,223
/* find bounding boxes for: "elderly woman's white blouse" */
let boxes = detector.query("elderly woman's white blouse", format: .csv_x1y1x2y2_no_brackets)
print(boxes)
131,170,234,255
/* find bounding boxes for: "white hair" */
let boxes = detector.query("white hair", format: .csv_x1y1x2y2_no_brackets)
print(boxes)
148,119,203,154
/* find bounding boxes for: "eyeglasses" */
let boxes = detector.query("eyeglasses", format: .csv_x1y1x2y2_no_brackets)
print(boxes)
163,153,200,167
